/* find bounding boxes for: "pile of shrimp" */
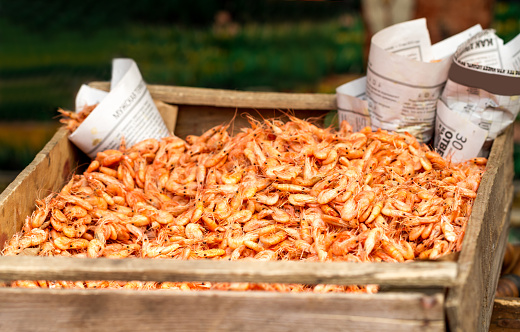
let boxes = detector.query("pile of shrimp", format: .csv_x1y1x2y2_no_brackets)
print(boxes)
1,115,486,293
58,104,96,132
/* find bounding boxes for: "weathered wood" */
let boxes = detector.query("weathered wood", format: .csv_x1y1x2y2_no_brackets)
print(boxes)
0,288,445,332
490,298,520,331
445,124,514,332
0,128,84,251
89,81,337,111
0,255,457,286
154,100,178,133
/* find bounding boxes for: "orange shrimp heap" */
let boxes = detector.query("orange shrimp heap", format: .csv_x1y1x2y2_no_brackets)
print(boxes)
2,116,486,292
58,104,97,132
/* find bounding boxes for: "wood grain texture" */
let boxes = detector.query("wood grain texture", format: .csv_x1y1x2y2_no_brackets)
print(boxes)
154,100,178,132
0,288,444,332
0,256,457,287
490,298,520,331
445,124,514,332
89,81,337,111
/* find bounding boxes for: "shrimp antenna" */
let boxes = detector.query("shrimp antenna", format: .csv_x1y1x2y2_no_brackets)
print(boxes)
228,108,239,135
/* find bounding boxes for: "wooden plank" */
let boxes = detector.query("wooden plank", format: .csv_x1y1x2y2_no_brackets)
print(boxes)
0,256,457,287
490,298,520,331
0,128,84,251
0,288,445,332
154,100,178,132
446,124,515,332
89,81,337,111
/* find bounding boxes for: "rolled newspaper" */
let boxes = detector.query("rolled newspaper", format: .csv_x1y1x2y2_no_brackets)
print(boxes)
364,18,481,142
69,59,171,158
336,76,369,132
434,30,520,162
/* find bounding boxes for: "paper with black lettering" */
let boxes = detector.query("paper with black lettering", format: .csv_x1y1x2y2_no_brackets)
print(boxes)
366,19,481,142
336,76,370,132
69,59,170,158
434,30,520,159
434,100,487,163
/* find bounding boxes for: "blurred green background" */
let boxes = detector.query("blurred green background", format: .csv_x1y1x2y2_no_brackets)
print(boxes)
0,0,519,192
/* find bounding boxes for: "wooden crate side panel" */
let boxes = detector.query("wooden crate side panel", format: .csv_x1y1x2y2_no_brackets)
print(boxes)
0,255,457,287
0,288,445,332
89,82,337,111
446,125,514,332
0,129,81,251
154,100,178,132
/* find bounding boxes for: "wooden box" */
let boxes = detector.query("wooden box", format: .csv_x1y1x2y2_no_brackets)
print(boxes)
0,83,514,332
